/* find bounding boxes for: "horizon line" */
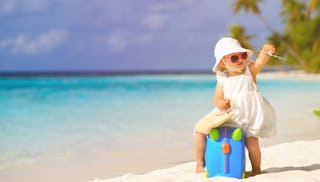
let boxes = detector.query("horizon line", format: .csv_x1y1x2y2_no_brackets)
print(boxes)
0,67,292,77
0,70,213,77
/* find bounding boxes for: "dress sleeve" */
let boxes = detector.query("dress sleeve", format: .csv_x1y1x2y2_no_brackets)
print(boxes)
216,71,225,85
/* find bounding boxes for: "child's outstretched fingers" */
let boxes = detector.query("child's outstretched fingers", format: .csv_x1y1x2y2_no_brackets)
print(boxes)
262,44,276,56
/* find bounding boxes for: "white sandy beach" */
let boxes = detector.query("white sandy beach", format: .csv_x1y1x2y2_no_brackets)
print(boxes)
91,139,320,182
258,70,320,80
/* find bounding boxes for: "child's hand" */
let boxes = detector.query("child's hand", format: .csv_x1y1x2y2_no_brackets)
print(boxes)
254,44,276,74
218,99,231,111
261,44,276,56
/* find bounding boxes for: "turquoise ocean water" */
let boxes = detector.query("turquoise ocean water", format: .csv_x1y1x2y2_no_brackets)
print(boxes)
1,74,320,180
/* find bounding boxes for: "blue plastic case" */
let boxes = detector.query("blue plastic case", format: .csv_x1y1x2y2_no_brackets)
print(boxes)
205,126,245,179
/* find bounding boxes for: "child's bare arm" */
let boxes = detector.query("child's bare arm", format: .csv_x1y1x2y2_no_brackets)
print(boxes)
251,44,276,77
213,84,231,111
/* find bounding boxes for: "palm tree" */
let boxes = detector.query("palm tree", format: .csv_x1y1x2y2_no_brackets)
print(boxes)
230,0,320,73
282,0,320,72
232,0,273,32
229,25,254,50
307,0,320,19
232,0,262,15
314,109,320,118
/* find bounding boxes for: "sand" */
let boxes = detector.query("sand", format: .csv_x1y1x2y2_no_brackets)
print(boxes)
258,70,320,80
90,139,320,182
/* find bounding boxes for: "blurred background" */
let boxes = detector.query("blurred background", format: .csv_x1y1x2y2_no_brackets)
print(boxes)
0,0,286,74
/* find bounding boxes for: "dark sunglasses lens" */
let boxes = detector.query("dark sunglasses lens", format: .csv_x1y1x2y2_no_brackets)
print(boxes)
231,55,239,62
241,52,248,59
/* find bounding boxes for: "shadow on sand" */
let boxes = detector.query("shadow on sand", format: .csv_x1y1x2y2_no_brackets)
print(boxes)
245,164,320,178
264,163,320,173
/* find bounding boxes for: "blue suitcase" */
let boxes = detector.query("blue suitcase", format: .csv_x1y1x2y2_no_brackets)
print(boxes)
205,126,245,178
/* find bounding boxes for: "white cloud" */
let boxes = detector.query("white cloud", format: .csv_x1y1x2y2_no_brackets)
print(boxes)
136,33,153,45
147,0,196,13
0,30,68,55
106,31,128,53
0,0,17,15
142,13,168,30
22,0,50,13
105,30,153,53
0,34,26,49
0,0,50,15
142,1,197,31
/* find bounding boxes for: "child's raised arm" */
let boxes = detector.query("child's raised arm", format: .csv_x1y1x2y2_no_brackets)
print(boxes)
250,44,276,77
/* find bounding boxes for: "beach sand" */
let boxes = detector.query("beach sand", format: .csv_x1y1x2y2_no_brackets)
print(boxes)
91,139,320,182
257,70,320,80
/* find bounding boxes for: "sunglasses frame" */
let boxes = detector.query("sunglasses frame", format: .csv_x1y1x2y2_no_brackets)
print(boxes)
224,52,248,63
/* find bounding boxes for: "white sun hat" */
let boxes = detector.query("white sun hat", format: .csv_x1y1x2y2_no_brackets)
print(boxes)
212,37,253,72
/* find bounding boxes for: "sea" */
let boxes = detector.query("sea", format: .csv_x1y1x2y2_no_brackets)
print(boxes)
1,73,320,181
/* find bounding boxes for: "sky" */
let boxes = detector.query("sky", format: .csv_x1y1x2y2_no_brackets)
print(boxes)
0,0,282,73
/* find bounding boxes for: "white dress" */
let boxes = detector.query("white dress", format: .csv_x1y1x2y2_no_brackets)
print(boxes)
214,66,277,138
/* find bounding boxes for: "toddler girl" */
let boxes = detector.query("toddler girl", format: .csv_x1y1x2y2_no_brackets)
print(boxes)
194,37,277,176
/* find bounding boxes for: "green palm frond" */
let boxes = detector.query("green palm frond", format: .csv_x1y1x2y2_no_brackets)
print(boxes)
314,109,320,117
232,0,262,15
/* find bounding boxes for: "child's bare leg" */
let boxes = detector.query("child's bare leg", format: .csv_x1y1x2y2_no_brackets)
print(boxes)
245,136,261,176
194,132,206,173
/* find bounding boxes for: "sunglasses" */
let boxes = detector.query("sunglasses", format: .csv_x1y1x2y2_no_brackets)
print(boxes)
225,52,248,63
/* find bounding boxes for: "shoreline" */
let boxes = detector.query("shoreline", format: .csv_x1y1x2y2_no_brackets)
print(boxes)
258,70,320,80
1,69,319,79
91,139,320,182
1,70,320,83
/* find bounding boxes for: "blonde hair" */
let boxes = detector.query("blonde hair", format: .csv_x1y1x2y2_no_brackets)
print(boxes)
216,60,227,72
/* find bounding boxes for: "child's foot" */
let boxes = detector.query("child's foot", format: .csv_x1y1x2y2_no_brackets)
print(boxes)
250,170,261,177
195,162,205,173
